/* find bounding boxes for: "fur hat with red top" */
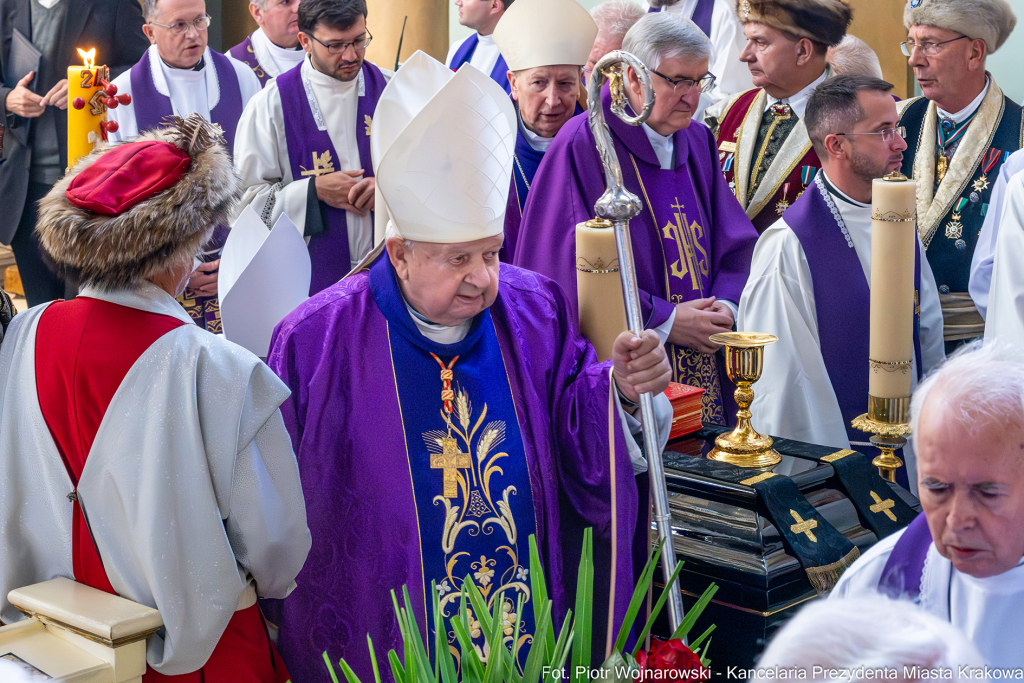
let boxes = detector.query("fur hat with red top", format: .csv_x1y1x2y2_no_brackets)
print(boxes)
36,114,238,290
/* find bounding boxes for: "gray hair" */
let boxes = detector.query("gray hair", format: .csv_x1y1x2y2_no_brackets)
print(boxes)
757,596,985,675
805,74,894,157
590,0,647,41
142,0,159,21
251,0,269,12
621,12,711,72
827,35,883,79
911,341,1024,438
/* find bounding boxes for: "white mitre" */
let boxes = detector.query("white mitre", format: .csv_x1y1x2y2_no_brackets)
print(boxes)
492,0,598,70
374,53,516,244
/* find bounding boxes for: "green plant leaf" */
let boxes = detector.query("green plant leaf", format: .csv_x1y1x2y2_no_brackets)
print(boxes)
631,560,685,656
699,636,712,668
340,658,366,683
689,624,715,653
451,609,485,682
483,588,509,683
528,535,556,657
388,650,407,683
323,652,341,683
614,540,664,653
598,651,637,683
670,582,718,642
401,586,434,681
571,528,593,683
548,612,574,683
367,634,383,683
521,600,552,683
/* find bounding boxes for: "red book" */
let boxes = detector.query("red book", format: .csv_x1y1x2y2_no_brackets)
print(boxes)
664,382,704,440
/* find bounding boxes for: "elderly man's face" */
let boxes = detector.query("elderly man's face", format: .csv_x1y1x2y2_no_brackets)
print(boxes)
251,0,300,49
739,22,806,99
387,235,503,327
917,398,1024,579
144,0,208,69
586,31,622,74
510,65,581,139
907,25,985,112
627,55,708,137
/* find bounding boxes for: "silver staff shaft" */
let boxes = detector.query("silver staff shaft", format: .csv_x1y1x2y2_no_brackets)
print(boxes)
587,51,686,635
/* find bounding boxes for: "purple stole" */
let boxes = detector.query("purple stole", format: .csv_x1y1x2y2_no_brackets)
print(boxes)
647,0,714,37
785,178,924,464
129,49,244,152
277,61,386,296
449,34,511,94
878,513,931,600
228,34,271,87
611,110,727,424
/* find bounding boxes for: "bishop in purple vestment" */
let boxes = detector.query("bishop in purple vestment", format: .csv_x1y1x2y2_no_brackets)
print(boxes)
265,59,671,683
515,13,758,425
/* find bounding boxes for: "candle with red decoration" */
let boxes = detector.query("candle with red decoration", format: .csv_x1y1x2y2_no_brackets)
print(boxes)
67,48,132,169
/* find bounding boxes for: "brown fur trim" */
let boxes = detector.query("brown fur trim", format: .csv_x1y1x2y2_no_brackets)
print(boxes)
737,0,852,47
35,115,239,291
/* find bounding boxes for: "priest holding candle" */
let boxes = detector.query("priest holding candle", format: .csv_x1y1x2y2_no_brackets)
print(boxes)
738,75,945,486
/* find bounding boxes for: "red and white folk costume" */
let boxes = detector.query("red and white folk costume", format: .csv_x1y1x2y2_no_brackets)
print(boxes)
0,115,311,682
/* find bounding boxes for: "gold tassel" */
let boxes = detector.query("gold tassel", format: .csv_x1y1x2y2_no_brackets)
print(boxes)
804,546,861,594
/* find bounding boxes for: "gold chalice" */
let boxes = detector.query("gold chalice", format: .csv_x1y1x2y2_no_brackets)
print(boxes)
707,332,781,469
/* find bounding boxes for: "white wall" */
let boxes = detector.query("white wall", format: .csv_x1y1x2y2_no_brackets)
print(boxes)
447,0,611,47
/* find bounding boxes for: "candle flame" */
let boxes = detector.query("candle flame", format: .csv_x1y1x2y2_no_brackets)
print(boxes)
77,48,96,70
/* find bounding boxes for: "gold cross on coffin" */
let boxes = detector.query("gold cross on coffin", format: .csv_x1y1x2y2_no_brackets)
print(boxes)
869,491,897,521
300,150,336,177
431,435,471,498
789,510,818,543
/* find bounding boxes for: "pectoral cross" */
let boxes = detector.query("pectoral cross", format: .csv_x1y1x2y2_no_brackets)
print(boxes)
300,150,336,177
869,491,897,521
789,510,818,543
431,435,471,498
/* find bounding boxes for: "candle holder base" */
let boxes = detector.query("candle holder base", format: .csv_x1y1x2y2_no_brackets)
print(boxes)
851,413,911,483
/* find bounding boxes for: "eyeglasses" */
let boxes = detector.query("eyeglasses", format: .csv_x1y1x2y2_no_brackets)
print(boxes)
900,35,968,57
307,31,373,55
149,15,212,35
836,126,907,143
650,69,716,95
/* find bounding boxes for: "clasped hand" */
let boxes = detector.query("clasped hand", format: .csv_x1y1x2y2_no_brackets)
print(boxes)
668,297,733,353
611,330,672,405
314,169,375,215
4,73,68,118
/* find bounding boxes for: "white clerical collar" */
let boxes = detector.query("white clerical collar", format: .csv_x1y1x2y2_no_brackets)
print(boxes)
253,27,305,74
79,282,196,325
149,46,219,105
821,170,870,209
642,123,675,170
35,0,62,8
954,556,1024,595
402,296,473,344
303,54,361,94
518,113,553,152
937,76,990,124
765,67,829,121
477,33,496,46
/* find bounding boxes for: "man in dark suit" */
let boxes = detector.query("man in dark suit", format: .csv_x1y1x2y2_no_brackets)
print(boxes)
1,0,148,306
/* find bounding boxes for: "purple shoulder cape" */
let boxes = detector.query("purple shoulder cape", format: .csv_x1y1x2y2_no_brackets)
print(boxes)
264,257,639,683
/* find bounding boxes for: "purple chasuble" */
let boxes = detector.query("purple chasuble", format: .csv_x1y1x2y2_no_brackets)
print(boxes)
647,0,714,37
515,87,758,425
785,177,923,488
449,34,512,94
277,60,386,296
264,257,640,683
877,513,931,601
228,34,271,87
129,49,244,151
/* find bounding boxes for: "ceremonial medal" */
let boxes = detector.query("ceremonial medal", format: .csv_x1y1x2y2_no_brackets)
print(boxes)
970,191,980,203
956,239,967,251
776,182,790,215
936,153,949,183
973,176,990,193
973,149,1002,194
946,199,967,240
769,103,792,119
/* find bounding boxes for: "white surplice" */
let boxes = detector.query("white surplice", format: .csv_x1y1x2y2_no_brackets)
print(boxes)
983,170,1024,346
971,149,1024,319
233,56,377,270
0,283,311,676
643,0,753,116
737,173,945,455
250,27,306,80
832,528,1024,668
107,45,262,142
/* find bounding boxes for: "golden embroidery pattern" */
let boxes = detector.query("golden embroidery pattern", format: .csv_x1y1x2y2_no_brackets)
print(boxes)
662,198,709,296
300,150,335,177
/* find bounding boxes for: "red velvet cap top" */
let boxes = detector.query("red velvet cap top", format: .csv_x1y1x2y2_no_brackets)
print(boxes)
66,140,192,215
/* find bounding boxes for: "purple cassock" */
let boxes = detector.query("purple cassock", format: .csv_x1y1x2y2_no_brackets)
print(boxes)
647,0,714,37
130,49,244,331
265,250,641,683
514,87,758,426
277,60,386,295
